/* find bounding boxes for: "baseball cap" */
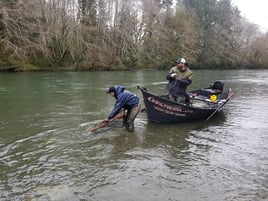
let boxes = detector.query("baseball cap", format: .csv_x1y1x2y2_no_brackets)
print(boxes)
176,58,186,64
106,86,115,94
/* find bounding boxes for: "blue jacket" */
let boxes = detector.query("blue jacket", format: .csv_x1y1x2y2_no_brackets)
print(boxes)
108,86,139,119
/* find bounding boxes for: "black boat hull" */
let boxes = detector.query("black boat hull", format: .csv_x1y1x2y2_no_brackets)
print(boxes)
140,87,233,123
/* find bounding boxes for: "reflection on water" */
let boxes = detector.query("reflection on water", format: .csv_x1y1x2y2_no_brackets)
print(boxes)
0,70,267,201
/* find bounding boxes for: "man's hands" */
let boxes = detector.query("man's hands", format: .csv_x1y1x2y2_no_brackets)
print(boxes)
171,73,177,78
103,118,110,123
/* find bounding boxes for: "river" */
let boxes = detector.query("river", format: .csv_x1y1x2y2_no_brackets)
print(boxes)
0,70,267,201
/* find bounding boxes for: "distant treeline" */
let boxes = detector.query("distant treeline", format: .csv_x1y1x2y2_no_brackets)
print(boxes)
0,0,267,71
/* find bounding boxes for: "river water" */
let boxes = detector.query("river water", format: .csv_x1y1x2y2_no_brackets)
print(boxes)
0,70,267,201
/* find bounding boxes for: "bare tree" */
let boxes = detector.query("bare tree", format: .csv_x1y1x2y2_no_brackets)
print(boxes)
0,0,267,70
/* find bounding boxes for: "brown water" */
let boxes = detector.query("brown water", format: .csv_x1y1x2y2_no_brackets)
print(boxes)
0,70,267,201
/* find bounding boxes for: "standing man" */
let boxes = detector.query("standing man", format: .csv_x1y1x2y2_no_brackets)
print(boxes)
105,85,140,132
166,58,193,104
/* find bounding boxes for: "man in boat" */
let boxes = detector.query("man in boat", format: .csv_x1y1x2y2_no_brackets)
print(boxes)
105,86,140,132
166,57,193,104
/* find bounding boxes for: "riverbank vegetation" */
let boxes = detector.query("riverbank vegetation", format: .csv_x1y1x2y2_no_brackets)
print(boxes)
0,0,267,71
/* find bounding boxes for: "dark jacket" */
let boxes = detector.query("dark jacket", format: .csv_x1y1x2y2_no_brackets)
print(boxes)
108,86,139,119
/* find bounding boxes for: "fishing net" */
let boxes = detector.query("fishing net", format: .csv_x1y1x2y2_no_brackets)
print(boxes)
105,118,124,128
90,115,125,133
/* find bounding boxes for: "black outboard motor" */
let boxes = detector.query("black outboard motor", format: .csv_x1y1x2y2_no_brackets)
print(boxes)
211,80,224,92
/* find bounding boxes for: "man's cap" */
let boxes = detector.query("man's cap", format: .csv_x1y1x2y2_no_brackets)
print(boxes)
106,86,115,94
176,58,186,64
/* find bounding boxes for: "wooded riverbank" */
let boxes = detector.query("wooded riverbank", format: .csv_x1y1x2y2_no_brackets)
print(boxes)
1,0,268,71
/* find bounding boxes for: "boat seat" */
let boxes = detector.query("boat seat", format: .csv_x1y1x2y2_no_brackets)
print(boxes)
195,81,224,97
201,88,222,95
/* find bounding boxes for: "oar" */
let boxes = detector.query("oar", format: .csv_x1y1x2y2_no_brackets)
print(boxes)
206,91,234,121
90,110,125,133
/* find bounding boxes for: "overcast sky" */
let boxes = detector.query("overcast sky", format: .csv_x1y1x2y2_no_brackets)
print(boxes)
232,0,268,32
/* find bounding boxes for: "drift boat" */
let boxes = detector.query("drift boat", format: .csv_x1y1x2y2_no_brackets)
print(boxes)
138,81,234,123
